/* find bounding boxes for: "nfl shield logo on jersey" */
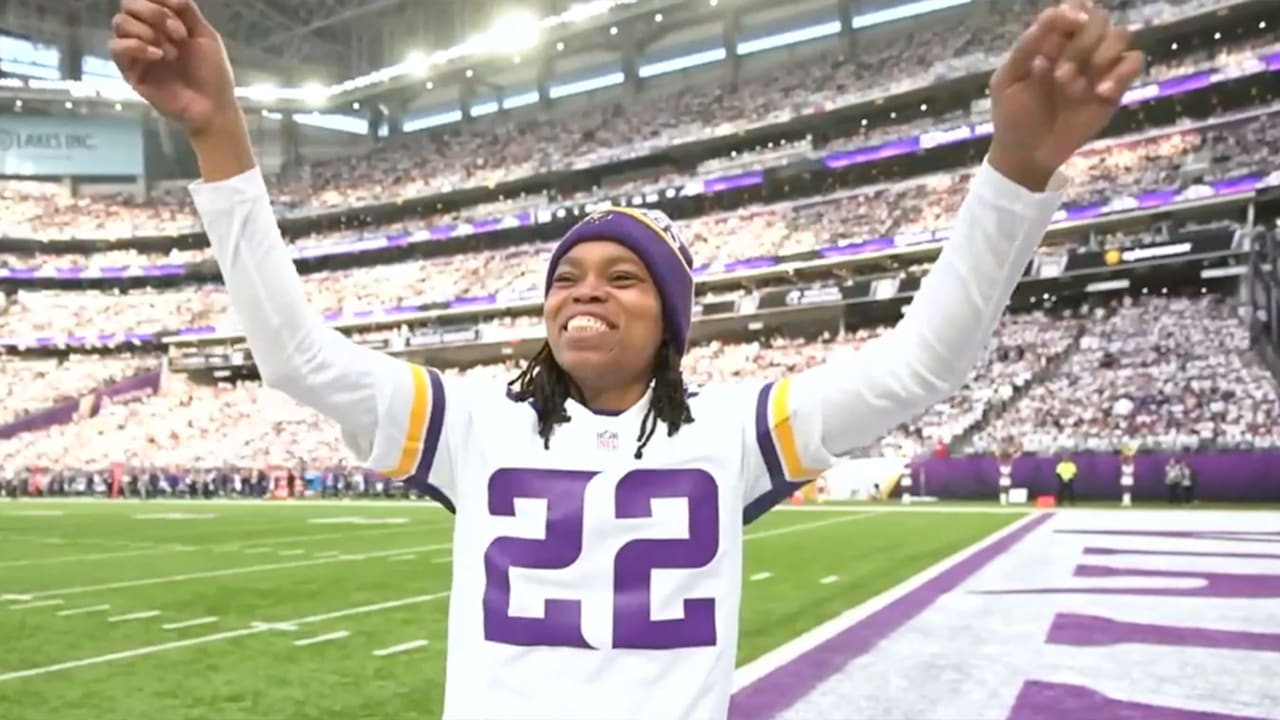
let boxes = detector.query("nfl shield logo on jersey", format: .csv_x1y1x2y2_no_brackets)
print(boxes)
596,430,619,451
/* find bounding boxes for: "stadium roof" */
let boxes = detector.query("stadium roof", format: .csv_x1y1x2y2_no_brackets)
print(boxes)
3,0,686,82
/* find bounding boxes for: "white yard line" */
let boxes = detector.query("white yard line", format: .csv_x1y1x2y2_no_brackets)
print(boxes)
0,546,195,569
0,625,274,682
250,622,299,632
278,550,305,557
819,575,839,585
313,551,340,558
0,590,453,683
0,533,173,550
430,556,451,564
0,589,455,676
18,543,450,599
229,523,450,550
108,611,161,623
162,617,219,630
0,594,33,602
750,572,773,581
288,592,450,625
294,630,349,647
242,548,273,555
56,604,110,617
744,513,876,541
8,599,64,610
372,639,429,657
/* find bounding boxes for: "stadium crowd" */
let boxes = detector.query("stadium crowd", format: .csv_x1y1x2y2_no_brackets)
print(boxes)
2,294,1275,489
970,294,1280,454
1,110,1274,342
0,0,1264,248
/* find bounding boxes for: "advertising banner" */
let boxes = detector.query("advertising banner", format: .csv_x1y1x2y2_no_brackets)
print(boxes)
0,114,144,177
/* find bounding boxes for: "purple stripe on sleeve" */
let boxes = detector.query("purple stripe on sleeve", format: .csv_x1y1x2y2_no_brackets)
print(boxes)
743,382,808,525
408,368,455,514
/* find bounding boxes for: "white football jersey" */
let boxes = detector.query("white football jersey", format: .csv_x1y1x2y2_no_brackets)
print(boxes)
349,364,836,720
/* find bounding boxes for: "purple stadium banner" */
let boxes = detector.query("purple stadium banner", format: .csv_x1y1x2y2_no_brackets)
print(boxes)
818,236,899,258
88,369,163,416
905,450,1280,503
448,295,499,309
702,171,765,194
0,369,160,440
721,256,778,272
0,331,155,349
0,398,80,440
822,136,924,170
1269,50,1280,70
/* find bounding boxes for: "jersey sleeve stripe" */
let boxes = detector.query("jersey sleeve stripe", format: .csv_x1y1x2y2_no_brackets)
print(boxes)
408,368,455,513
385,363,432,479
767,376,825,482
754,381,787,486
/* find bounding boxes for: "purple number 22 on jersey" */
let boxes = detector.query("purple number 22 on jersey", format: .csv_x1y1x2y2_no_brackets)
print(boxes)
483,468,720,650
484,468,594,648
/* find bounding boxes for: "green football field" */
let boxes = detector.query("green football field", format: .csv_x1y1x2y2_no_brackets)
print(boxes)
0,501,1021,720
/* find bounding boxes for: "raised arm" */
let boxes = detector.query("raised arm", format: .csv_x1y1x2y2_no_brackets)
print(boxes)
808,1,1144,457
737,2,1145,494
110,0,466,500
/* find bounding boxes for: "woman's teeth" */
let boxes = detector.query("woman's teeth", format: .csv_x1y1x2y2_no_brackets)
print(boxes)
566,316,609,334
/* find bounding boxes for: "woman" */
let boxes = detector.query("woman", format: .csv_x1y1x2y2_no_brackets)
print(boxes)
111,1,1141,718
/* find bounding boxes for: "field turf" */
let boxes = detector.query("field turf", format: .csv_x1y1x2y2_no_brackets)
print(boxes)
0,501,1021,720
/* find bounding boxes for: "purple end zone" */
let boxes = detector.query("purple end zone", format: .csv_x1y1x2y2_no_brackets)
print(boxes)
729,512,1054,720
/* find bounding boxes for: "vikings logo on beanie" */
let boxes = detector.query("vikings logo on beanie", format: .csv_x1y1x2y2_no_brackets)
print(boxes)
545,207,695,353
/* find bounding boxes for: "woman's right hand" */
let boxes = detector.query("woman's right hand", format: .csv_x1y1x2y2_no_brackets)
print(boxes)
109,0,237,139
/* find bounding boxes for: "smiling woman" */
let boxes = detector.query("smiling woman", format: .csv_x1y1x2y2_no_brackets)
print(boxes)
510,207,697,457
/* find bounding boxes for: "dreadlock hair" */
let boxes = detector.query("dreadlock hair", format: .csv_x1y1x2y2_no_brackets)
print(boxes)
507,339,694,459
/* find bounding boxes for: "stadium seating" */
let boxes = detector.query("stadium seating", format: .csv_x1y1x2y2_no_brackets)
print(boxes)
1,295,1275,474
3,109,1278,342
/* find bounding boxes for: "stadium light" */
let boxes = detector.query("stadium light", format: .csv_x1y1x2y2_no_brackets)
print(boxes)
556,41,566,51
302,82,328,105
406,51,429,76
654,12,663,22
488,10,542,52
240,83,281,102
609,25,618,35
558,1,617,25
